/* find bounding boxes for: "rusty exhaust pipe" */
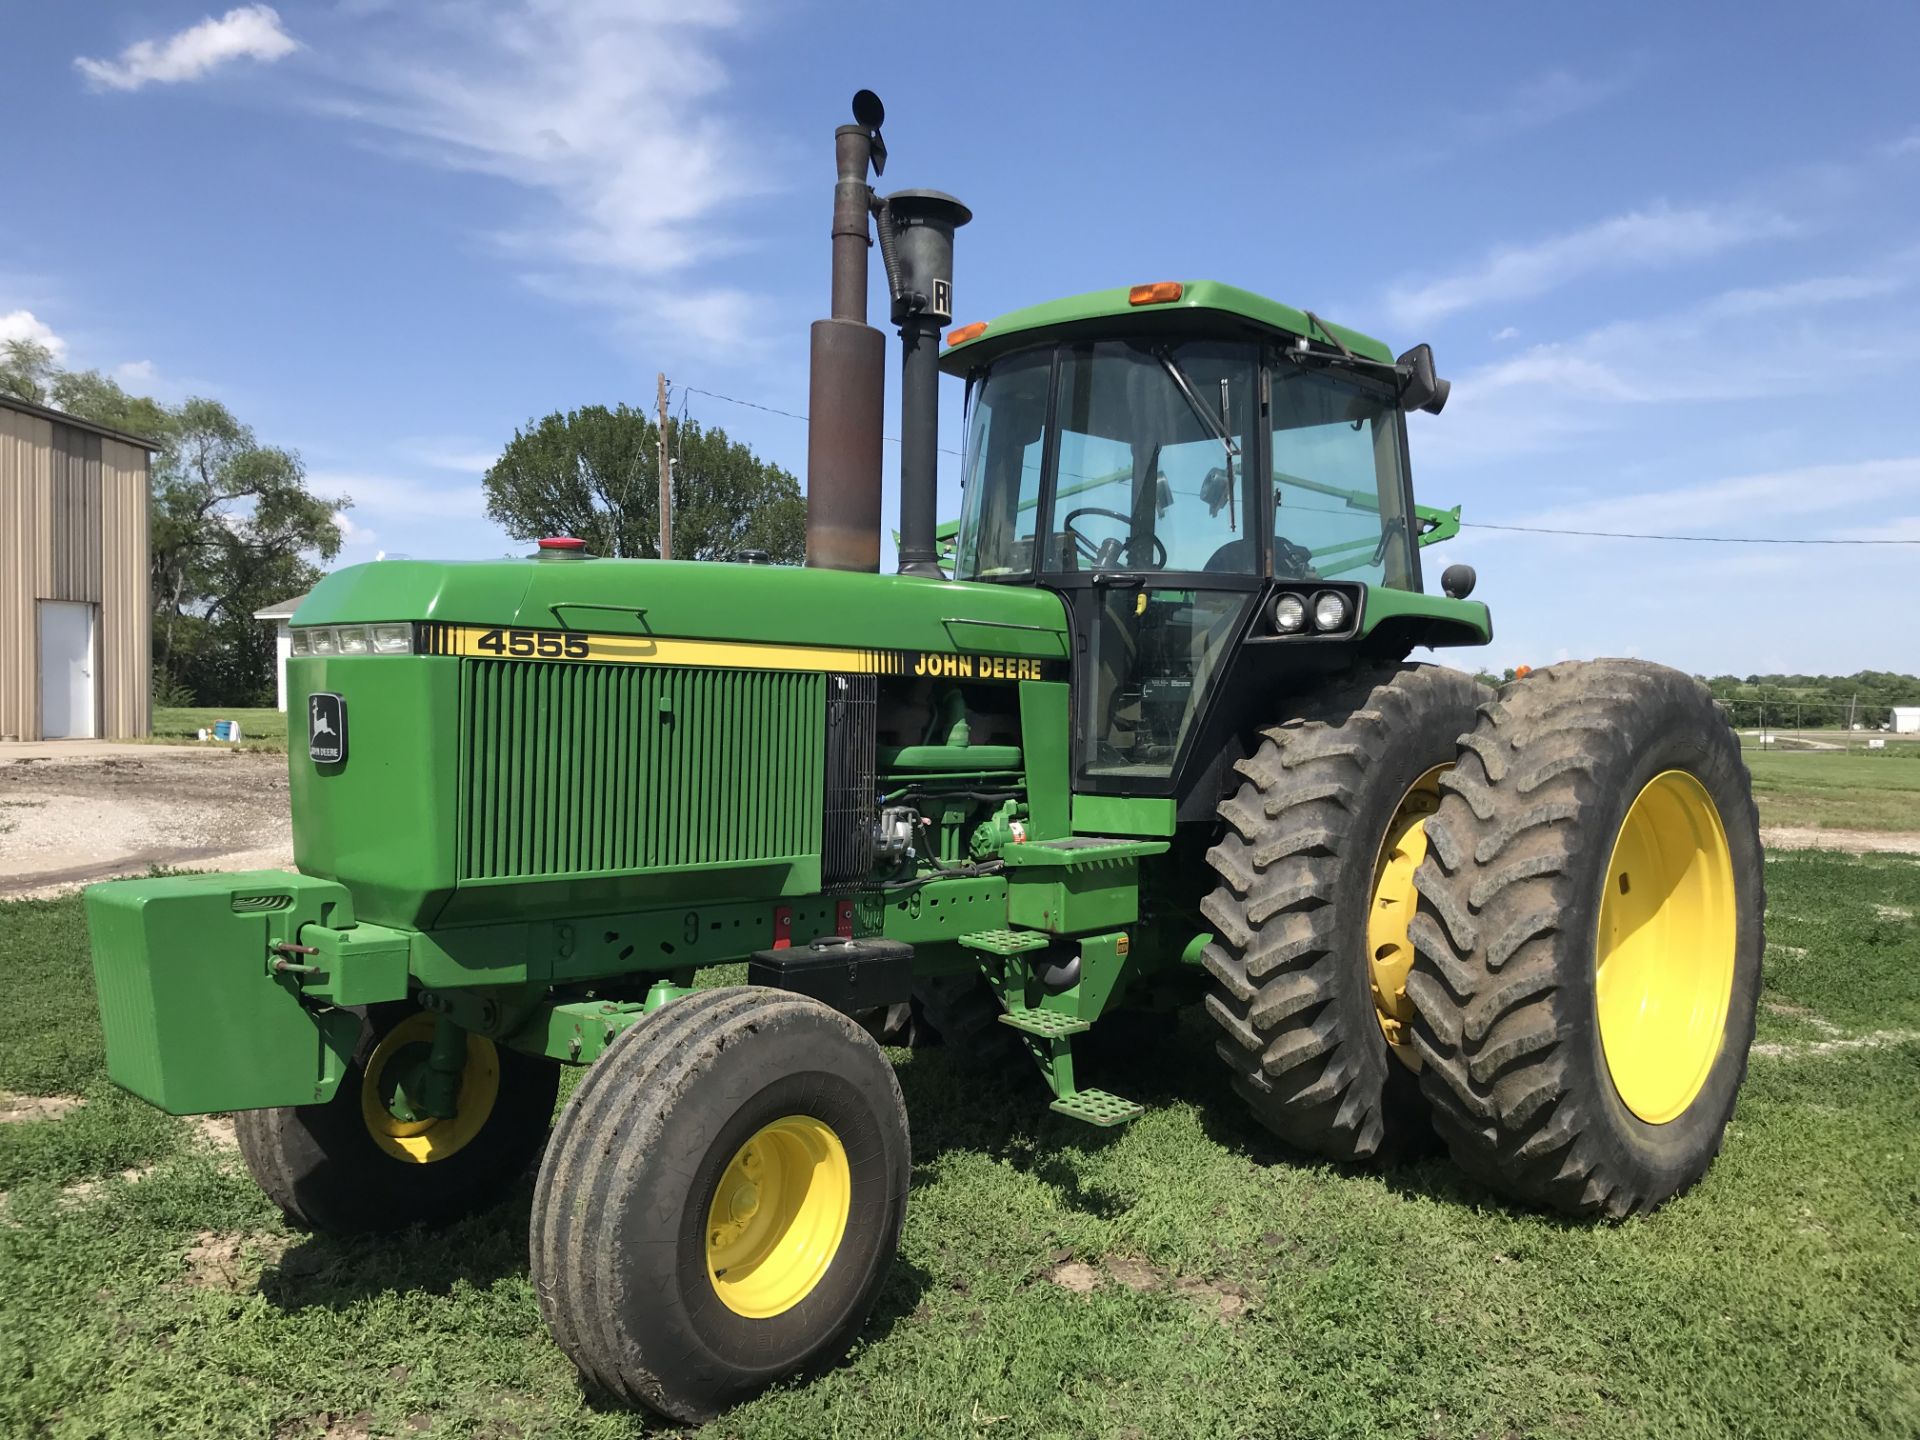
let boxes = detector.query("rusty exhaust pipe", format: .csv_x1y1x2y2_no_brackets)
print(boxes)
804,92,889,572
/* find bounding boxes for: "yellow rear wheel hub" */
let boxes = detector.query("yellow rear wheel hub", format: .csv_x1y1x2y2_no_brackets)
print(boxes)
359,1012,501,1164
1368,765,1447,1054
706,1115,851,1319
1595,770,1738,1125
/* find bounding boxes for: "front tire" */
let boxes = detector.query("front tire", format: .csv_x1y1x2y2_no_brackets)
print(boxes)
530,988,910,1423
1201,663,1486,1162
1405,659,1764,1217
235,1004,560,1234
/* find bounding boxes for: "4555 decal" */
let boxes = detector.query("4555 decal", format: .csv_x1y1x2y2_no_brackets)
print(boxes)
474,628,589,660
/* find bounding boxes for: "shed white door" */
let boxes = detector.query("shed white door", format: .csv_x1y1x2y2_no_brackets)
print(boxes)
39,601,97,740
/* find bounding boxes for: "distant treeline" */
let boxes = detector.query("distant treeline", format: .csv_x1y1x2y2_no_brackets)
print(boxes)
1698,671,1920,726
1466,669,1920,725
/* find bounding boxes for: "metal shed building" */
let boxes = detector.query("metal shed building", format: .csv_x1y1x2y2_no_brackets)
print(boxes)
0,393,156,740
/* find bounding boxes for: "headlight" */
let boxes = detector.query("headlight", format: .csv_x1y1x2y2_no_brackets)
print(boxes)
289,629,311,656
371,623,413,654
336,625,371,655
307,627,338,655
1312,591,1351,631
1273,593,1307,634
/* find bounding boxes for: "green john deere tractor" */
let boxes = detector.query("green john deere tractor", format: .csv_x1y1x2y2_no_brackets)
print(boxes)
83,93,1763,1422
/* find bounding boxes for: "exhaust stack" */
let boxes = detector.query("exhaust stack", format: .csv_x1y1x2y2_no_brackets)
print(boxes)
804,93,889,572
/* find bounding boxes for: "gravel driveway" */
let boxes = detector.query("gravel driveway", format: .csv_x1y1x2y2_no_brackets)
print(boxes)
0,746,294,899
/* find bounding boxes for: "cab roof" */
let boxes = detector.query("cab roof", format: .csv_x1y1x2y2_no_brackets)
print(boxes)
938,279,1395,374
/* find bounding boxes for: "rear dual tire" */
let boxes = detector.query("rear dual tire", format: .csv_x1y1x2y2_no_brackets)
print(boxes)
1406,659,1764,1217
1202,663,1486,1161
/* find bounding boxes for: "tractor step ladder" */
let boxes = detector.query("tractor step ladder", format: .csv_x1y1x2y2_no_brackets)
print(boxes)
960,927,1142,1129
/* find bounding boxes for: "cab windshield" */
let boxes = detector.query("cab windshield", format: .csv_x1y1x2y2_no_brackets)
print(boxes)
954,340,1260,579
953,341,1417,587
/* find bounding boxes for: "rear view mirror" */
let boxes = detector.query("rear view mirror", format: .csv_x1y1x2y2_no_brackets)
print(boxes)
1397,343,1451,415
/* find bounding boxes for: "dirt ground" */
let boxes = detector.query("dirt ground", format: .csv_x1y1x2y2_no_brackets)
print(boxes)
0,746,293,899
1758,825,1920,855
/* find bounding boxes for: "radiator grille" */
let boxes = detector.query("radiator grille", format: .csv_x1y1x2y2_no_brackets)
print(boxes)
821,673,878,887
458,661,824,881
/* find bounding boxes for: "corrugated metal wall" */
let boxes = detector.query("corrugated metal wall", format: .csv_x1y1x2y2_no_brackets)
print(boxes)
48,426,104,602
0,403,151,740
99,438,151,739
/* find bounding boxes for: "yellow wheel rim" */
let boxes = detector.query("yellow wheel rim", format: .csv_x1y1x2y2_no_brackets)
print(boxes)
705,1116,851,1319
359,1012,501,1164
1368,765,1447,1055
1595,770,1738,1125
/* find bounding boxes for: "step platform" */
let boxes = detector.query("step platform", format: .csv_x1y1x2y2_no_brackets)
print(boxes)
997,1008,1090,1039
1048,1088,1144,1127
958,928,1053,956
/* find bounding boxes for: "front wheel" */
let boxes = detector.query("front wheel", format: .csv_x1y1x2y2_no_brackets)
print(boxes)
235,1004,560,1234
530,988,910,1423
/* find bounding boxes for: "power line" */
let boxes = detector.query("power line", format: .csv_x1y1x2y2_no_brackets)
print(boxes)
1459,521,1919,545
683,385,964,458
684,385,1917,544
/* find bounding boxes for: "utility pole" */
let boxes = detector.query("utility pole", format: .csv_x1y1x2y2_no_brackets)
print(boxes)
656,372,673,560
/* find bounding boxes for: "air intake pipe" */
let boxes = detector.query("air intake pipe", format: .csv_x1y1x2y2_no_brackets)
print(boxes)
880,189,971,579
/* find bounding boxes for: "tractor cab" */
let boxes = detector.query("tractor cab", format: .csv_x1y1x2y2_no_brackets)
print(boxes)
941,281,1455,797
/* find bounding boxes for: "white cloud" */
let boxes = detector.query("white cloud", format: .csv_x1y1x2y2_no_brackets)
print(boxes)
1703,271,1908,318
396,438,500,475
1504,456,1920,538
1832,514,1920,543
75,5,298,92
1418,257,1917,470
315,1,761,346
114,359,156,385
308,469,486,521
1887,131,1920,157
1490,325,1519,342
1450,65,1640,146
0,309,67,361
1384,204,1792,328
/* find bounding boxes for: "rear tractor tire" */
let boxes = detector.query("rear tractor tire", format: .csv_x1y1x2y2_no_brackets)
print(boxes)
1406,659,1764,1217
235,1003,560,1234
1202,662,1486,1162
531,987,911,1423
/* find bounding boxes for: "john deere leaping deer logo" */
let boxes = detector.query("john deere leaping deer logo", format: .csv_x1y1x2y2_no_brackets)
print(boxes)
308,693,346,764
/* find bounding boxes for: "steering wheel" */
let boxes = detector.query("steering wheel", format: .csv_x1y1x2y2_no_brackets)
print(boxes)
1061,507,1169,570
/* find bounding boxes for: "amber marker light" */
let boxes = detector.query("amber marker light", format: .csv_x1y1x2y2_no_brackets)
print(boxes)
1128,282,1184,305
945,321,988,346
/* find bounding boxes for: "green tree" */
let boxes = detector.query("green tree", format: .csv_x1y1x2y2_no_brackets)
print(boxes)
15,351,346,706
1,337,59,402
149,398,346,702
483,405,804,563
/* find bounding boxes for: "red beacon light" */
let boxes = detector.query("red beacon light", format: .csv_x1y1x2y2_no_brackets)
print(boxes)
536,536,588,555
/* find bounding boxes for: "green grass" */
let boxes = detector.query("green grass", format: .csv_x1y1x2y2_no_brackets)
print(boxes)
1744,750,1920,831
4,857,1918,1438
148,707,288,752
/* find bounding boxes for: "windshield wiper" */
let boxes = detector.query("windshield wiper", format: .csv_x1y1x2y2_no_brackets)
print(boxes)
1154,347,1240,528
1284,318,1401,383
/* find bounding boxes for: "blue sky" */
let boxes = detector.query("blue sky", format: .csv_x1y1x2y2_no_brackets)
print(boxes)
5,1,1918,676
